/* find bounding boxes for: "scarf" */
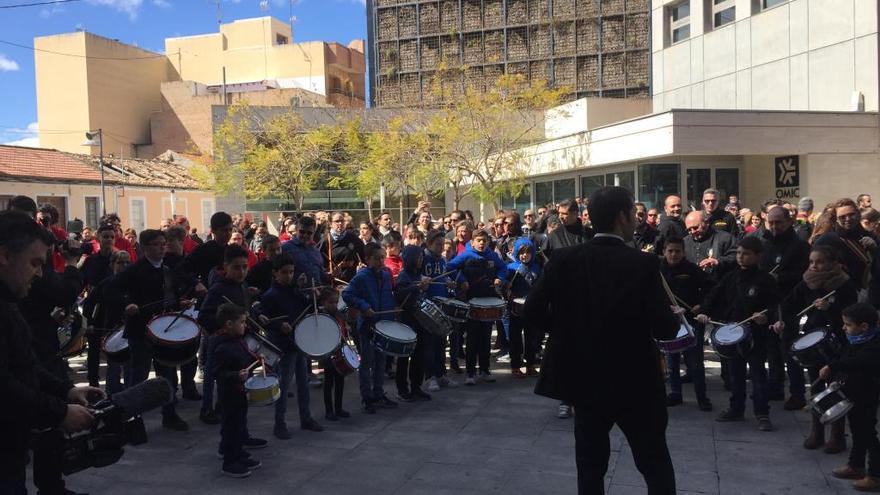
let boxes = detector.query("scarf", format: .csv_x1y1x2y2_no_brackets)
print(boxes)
803,268,850,291
848,326,880,345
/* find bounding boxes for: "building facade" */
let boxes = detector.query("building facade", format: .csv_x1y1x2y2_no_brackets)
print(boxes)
367,0,652,107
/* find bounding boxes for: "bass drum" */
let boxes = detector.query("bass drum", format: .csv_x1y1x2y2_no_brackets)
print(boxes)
146,313,202,366
294,314,342,359
102,325,130,364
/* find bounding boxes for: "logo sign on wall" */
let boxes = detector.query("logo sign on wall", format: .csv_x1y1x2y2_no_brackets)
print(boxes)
775,155,800,199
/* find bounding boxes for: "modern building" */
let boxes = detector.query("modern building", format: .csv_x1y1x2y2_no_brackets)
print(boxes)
449,0,880,216
34,17,366,158
366,0,651,107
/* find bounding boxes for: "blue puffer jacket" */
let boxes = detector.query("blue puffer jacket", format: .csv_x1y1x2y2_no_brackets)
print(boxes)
342,266,396,332
281,237,326,285
422,248,452,298
446,242,508,298
506,237,542,299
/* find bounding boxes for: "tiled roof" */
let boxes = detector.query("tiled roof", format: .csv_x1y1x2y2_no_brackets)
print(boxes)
0,144,204,190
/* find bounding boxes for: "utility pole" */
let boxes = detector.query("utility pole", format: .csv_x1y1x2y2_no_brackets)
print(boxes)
84,129,106,216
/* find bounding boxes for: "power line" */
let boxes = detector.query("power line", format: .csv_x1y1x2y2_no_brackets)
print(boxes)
0,0,81,9
0,39,165,60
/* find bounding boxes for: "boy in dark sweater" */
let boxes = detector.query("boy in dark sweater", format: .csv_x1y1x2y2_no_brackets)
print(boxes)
393,245,432,401
210,303,263,478
697,236,779,430
506,237,542,378
821,303,880,491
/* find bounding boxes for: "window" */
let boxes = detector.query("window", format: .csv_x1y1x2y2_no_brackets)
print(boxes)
605,171,634,193
201,199,215,234
553,179,576,202
762,0,787,9
0,195,13,211
276,34,289,45
712,0,735,28
669,2,691,44
580,175,604,200
84,197,99,228
638,164,680,210
130,198,146,233
535,181,553,207
686,169,711,210
715,168,739,202
500,187,531,211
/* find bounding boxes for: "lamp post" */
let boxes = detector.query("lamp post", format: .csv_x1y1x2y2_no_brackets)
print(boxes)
83,129,106,216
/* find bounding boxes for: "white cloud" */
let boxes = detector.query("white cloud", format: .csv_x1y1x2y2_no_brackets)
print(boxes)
86,0,144,20
39,4,66,17
152,0,170,7
0,54,19,72
4,137,40,148
2,122,40,148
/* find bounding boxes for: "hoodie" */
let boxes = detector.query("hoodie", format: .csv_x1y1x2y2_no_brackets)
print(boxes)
446,241,508,298
394,246,426,311
422,247,451,298
506,238,542,299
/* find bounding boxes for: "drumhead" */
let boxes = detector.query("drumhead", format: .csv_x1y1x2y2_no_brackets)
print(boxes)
793,331,826,350
245,375,278,389
149,314,199,342
342,344,360,366
714,324,745,344
375,321,417,342
513,297,526,305
295,314,341,355
104,329,128,352
434,296,468,308
676,325,690,339
469,297,504,308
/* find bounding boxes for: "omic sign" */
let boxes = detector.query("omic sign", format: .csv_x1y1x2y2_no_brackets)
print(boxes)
775,155,799,199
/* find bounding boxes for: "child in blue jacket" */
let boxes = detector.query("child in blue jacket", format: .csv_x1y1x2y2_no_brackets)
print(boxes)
422,230,458,391
506,238,542,377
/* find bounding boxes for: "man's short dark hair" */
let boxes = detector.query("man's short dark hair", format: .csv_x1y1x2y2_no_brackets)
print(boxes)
381,231,402,247
139,229,165,247
472,229,490,240
587,187,634,233
38,203,59,224
842,303,878,327
738,236,763,254
96,223,116,235
216,303,246,330
558,199,579,213
296,215,317,229
224,244,249,264
272,252,295,271
210,211,233,231
166,225,187,242
664,236,684,248
0,210,55,253
365,242,385,259
7,196,37,216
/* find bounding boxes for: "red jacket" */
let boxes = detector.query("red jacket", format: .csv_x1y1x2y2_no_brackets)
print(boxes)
384,255,403,283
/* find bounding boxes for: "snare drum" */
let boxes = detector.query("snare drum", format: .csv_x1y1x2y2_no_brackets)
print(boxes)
330,343,361,376
811,381,853,424
509,297,527,316
294,314,342,358
790,328,841,368
146,313,202,366
414,298,453,336
245,330,283,369
468,297,506,322
432,297,470,323
101,325,130,364
245,375,281,406
57,313,87,358
709,323,753,359
658,320,696,354
371,320,417,357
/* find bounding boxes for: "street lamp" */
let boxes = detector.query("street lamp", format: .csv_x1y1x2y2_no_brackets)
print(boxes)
82,129,106,216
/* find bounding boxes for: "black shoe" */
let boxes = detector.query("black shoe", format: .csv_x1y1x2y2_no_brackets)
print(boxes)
757,415,774,432
698,398,713,412
273,425,292,440
241,457,262,470
362,400,376,414
325,412,339,421
396,392,414,402
665,394,683,407
301,419,324,432
162,414,189,431
378,395,398,408
412,390,432,401
200,410,219,425
243,437,268,450
221,461,252,478
217,450,251,460
182,388,202,401
336,408,351,418
716,409,745,422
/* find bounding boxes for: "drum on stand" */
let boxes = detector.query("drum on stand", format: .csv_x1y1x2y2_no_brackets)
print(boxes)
811,381,854,424
245,375,281,406
467,297,506,322
709,323,753,359
101,324,130,364
146,313,202,366
371,321,417,357
790,327,841,368
432,297,470,323
414,298,453,336
294,313,342,359
658,320,697,354
244,330,283,369
330,343,361,376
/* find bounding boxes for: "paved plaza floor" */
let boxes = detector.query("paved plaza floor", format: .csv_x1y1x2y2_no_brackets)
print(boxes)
43,354,856,494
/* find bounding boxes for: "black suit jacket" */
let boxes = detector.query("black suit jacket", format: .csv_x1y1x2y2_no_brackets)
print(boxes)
524,235,678,406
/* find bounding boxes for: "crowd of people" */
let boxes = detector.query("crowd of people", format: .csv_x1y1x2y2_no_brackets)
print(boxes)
3,187,880,493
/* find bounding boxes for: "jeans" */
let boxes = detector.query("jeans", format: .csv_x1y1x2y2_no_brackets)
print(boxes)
274,350,312,427
728,331,769,416
509,315,537,369
201,334,217,414
848,400,880,476
357,327,386,401
666,326,707,400
495,318,509,351
127,334,178,418
32,429,65,495
465,320,491,376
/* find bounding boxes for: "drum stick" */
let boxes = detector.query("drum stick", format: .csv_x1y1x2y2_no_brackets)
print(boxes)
431,269,456,281
769,264,780,275
246,360,261,372
736,309,768,327
311,279,319,316
795,290,837,318
334,278,350,286
266,314,290,323
708,320,726,326
160,306,189,334
673,295,694,312
810,377,826,389
221,296,268,334
372,309,403,315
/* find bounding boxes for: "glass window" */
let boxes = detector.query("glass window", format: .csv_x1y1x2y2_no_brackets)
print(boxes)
671,2,690,20
85,197,99,228
715,168,740,202
638,164,680,210
535,181,553,207
763,0,787,9
605,171,634,193
712,0,735,28
686,169,711,211
130,198,145,233
580,175,604,200
501,187,532,211
0,195,14,212
553,179,576,203
669,2,690,44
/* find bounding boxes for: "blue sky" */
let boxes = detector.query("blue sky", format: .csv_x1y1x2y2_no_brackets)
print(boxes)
0,0,367,146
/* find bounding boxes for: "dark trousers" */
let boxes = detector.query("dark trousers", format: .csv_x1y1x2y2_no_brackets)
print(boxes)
509,315,537,369
848,400,880,476
574,393,676,495
667,326,707,400
86,331,103,387
32,428,66,495
449,326,463,368
495,318,509,351
396,330,429,394
220,394,248,464
322,359,345,414
728,335,770,416
127,334,178,418
425,333,445,378
767,332,806,396
464,320,491,376
0,470,27,495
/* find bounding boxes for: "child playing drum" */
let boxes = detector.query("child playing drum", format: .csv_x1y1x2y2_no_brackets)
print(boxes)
393,245,433,402
819,303,880,491
506,238,542,378
319,289,352,421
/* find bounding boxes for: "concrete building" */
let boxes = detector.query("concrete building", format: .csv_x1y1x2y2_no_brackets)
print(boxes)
450,0,880,217
366,0,651,107
34,17,366,158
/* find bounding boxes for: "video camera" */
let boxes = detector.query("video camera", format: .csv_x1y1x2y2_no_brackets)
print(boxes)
58,378,173,475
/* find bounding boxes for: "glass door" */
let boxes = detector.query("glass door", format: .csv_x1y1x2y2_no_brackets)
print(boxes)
686,168,711,211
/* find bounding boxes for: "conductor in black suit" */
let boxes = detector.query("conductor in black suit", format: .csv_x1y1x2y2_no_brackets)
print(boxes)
524,186,680,495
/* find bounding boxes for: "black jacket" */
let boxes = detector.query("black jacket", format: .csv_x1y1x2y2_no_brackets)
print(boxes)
258,283,309,353
702,266,780,323
757,227,810,295
660,258,709,311
778,279,858,343
19,264,82,368
82,273,127,332
198,277,250,335
708,208,739,236
110,258,183,339
633,223,659,252
683,227,737,283
524,236,678,405
316,231,365,282
541,221,593,260
179,240,226,286
246,258,273,296
81,250,114,288
0,283,72,477
828,334,880,405
209,333,253,401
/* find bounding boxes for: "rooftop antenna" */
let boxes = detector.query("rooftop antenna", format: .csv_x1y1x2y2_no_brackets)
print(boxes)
260,0,269,11
215,0,222,24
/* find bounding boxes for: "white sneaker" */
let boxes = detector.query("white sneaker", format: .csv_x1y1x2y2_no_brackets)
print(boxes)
426,377,440,392
465,375,476,386
496,353,510,364
557,404,572,419
479,371,496,383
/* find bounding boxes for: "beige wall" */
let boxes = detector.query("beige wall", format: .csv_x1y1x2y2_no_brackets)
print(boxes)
35,33,91,154
652,0,880,112
0,180,216,233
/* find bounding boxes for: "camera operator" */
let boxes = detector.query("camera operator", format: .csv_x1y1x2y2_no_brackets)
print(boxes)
0,210,104,494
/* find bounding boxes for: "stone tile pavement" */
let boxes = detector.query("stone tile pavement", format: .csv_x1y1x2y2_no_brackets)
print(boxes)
39,355,857,494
